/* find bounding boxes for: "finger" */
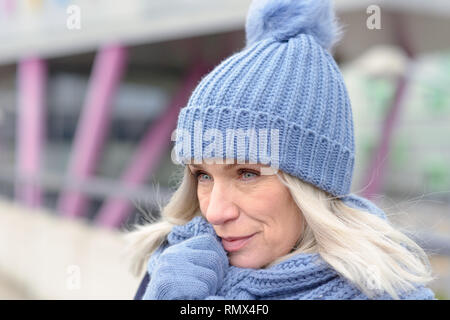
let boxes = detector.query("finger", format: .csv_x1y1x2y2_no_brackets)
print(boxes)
160,247,227,274
185,234,228,258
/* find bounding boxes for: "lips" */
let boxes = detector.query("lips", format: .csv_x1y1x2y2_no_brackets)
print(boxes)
221,233,256,252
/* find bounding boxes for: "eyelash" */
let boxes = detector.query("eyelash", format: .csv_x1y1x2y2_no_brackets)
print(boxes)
193,169,259,181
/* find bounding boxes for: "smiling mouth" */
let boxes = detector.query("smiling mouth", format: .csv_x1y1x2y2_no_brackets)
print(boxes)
221,233,256,252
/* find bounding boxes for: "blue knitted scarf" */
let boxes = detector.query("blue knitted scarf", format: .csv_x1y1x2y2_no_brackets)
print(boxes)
145,194,435,300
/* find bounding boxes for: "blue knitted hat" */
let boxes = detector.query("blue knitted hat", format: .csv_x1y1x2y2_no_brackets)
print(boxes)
173,0,355,198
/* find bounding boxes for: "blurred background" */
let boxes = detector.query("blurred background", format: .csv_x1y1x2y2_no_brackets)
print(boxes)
0,0,449,299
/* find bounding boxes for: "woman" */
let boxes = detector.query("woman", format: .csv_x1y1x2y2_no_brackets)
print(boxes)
125,0,436,299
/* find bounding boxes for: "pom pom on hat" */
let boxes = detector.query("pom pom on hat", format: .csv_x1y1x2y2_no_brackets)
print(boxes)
245,0,343,50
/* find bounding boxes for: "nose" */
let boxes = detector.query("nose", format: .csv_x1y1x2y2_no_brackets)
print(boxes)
204,179,239,226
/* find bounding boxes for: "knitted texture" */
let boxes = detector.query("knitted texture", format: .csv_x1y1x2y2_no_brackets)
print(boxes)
142,234,228,300
143,194,436,300
173,0,355,197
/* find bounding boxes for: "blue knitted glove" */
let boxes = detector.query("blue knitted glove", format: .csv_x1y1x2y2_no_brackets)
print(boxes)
144,233,229,300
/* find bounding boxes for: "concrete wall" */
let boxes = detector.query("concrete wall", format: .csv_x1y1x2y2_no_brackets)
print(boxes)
0,198,142,299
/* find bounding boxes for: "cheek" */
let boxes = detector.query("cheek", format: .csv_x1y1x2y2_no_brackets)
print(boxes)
244,185,290,216
197,190,209,213
249,187,301,241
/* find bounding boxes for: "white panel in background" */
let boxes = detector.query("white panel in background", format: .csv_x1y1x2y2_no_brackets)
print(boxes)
0,0,252,64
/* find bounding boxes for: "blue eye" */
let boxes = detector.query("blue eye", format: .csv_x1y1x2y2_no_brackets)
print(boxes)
196,172,212,181
243,172,255,178
240,170,258,180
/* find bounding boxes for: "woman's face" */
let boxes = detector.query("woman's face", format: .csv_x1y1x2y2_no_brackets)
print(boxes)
188,161,303,269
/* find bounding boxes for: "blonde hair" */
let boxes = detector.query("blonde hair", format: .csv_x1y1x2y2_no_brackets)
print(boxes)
123,166,436,299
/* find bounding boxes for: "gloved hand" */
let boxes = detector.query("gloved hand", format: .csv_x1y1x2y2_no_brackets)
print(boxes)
143,233,229,300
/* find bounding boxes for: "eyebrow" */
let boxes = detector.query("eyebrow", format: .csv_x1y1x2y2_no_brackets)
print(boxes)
188,163,261,171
